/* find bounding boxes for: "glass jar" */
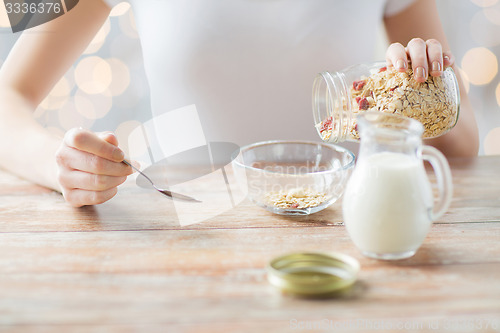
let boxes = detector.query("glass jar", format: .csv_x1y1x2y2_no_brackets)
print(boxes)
312,61,460,143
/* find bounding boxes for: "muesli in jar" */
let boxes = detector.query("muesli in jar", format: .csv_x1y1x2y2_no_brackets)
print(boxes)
313,63,460,142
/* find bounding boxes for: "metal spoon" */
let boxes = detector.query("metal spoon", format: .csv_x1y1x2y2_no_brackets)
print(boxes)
122,159,201,203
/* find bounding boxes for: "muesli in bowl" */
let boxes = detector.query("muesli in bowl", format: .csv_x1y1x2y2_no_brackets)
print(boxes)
232,141,355,215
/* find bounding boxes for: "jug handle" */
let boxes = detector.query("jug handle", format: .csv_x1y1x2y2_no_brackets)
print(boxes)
422,145,453,221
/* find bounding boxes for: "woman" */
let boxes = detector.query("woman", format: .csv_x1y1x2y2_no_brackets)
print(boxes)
0,0,478,207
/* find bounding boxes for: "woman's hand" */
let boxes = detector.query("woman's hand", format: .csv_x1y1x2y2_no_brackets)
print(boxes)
55,128,134,207
386,38,454,82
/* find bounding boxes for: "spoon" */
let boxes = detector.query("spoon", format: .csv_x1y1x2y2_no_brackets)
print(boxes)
122,159,201,203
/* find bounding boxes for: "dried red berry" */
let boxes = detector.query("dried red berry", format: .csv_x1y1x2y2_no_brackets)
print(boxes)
353,80,366,91
319,116,333,133
358,97,369,110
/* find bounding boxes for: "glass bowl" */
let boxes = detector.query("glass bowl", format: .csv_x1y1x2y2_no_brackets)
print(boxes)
232,140,355,215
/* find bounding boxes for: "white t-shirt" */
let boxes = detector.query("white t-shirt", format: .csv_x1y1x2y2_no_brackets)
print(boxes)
103,0,415,149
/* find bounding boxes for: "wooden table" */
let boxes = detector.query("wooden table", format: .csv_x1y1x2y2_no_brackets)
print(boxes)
1,156,499,332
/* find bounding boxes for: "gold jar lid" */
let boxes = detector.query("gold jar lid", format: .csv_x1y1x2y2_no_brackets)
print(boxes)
267,252,360,297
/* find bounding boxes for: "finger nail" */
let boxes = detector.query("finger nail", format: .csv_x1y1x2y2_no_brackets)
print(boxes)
414,67,427,80
443,55,451,67
431,61,442,73
132,161,141,170
396,59,407,70
113,149,124,161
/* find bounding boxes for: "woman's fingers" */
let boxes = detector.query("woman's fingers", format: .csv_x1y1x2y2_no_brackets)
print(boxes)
56,145,132,176
406,38,428,82
57,168,128,192
55,128,134,207
98,131,120,147
62,187,119,207
443,50,455,68
425,38,444,77
64,128,124,162
386,38,455,82
57,168,125,207
386,42,408,72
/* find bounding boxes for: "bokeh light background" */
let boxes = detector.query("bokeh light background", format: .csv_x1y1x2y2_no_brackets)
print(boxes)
0,1,150,158
1,0,500,155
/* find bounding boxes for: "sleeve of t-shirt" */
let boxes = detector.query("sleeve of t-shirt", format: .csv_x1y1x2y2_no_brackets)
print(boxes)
384,0,417,17
101,0,124,8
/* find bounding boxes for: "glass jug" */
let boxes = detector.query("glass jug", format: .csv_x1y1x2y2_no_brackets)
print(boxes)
342,112,453,260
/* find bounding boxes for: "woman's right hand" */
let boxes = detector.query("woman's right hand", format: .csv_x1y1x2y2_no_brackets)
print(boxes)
55,128,134,207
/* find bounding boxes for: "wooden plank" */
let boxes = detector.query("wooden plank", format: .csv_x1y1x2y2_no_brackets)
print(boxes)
0,158,500,232
0,223,498,274
0,265,498,329
440,156,500,223
0,158,499,331
1,156,500,233
0,171,347,232
1,320,500,333
0,224,498,328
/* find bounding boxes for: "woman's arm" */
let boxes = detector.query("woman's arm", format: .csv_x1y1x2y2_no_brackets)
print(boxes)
0,0,132,206
384,0,479,157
